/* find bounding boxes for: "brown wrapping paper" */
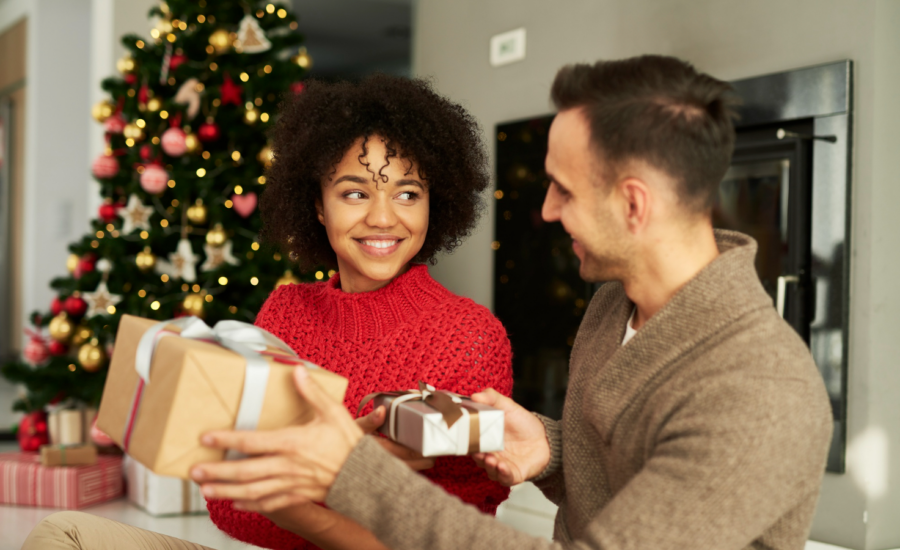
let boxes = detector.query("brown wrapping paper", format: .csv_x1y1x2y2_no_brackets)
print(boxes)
40,444,98,467
97,314,349,479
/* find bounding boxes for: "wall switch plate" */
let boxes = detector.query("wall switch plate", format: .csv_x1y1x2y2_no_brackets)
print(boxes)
490,28,526,67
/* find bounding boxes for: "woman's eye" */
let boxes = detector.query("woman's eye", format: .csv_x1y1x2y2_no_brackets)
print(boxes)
344,191,365,200
397,192,418,201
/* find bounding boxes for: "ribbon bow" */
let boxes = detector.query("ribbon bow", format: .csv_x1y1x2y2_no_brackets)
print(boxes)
125,316,304,457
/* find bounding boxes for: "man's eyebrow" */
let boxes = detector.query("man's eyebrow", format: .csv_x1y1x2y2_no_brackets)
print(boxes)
545,170,566,190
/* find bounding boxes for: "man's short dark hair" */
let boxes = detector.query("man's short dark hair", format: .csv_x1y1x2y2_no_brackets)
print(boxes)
551,55,739,211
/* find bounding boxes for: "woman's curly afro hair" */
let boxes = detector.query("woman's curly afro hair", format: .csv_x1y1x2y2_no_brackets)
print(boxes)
260,74,490,270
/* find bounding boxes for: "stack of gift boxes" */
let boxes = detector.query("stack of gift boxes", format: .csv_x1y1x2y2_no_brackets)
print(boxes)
2,314,504,514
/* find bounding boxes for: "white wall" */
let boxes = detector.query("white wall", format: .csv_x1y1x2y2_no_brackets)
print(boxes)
413,1,900,548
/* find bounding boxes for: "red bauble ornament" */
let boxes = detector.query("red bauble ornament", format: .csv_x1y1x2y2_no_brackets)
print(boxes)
138,84,149,104
140,164,169,194
24,333,50,366
92,153,120,179
140,144,153,161
64,296,88,317
219,73,243,106
98,202,119,222
74,254,96,279
90,416,116,447
291,82,306,95
124,74,137,85
197,120,221,143
18,411,49,452
161,127,187,157
50,296,64,316
169,53,188,71
104,113,126,134
48,340,68,356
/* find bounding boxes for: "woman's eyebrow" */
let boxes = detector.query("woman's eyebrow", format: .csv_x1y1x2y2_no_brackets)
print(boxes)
396,179,425,190
332,175,369,185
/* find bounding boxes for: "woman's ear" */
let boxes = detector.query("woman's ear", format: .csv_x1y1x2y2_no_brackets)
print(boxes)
315,198,325,225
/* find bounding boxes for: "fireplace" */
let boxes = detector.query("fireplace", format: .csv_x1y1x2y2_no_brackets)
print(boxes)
493,60,852,472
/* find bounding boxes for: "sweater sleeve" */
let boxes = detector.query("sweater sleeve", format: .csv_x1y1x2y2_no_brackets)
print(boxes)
530,413,565,505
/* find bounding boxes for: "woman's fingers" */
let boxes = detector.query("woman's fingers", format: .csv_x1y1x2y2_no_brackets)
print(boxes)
356,406,386,434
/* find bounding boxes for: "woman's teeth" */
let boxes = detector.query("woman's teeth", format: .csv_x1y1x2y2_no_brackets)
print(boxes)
362,240,397,249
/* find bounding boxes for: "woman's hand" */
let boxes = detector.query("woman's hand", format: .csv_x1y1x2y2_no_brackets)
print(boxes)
470,388,550,486
354,400,435,471
191,366,363,511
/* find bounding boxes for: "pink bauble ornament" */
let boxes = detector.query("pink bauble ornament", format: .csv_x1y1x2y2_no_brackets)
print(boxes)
92,153,119,179
104,114,126,134
232,192,258,218
140,164,169,194
24,336,50,366
90,416,116,447
161,127,187,157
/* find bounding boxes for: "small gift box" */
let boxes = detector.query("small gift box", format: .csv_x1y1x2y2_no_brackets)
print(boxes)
124,455,206,516
0,452,123,509
47,405,97,446
97,314,348,479
40,444,98,467
360,382,504,457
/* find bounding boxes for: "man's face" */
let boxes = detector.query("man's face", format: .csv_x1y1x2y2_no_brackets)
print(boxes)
542,108,630,283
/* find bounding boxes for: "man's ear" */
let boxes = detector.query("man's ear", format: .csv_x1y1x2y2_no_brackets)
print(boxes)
315,197,325,225
619,177,651,234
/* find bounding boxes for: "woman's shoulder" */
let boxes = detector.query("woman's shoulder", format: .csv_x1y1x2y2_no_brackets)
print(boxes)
426,286,508,337
254,281,329,328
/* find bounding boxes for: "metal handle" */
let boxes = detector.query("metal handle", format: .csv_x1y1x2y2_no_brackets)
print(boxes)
776,275,800,318
776,128,837,143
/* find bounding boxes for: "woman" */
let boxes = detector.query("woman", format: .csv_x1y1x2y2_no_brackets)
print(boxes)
23,75,512,550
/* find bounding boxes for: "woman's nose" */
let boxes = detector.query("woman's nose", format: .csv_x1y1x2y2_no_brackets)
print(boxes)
366,195,398,228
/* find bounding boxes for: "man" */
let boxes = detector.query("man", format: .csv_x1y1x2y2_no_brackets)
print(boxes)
193,55,833,550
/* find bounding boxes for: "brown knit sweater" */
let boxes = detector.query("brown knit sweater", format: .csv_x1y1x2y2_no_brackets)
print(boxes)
326,230,833,550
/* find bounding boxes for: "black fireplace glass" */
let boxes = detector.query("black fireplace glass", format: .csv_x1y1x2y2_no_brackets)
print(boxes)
493,115,593,420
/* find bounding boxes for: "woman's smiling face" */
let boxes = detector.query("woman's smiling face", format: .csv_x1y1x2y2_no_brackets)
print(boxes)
317,136,429,293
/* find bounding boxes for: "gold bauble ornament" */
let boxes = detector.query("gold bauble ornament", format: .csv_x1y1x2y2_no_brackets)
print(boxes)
290,47,313,70
206,223,227,247
49,313,74,343
146,97,162,112
116,54,137,74
209,29,232,53
66,253,80,273
244,107,260,125
91,100,115,123
182,293,205,318
186,200,207,224
135,247,157,272
184,133,202,154
77,338,107,372
257,145,274,167
276,270,300,288
70,324,94,347
123,123,145,141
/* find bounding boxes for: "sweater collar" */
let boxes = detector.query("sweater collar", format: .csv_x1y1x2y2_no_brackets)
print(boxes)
585,229,774,438
317,264,450,341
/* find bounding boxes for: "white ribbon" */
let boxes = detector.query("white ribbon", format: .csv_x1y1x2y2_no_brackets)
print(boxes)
134,316,300,458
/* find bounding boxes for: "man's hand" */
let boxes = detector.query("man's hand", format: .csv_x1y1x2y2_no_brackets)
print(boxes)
190,366,362,512
355,404,435,471
471,389,550,486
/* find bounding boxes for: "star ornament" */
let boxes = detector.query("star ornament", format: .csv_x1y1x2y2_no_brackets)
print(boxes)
202,240,240,271
120,194,154,234
156,238,200,282
84,281,123,317
219,73,243,106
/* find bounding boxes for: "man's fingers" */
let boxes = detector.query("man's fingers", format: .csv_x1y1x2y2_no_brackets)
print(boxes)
236,492,310,513
199,476,288,501
201,429,287,456
191,455,286,483
356,406,386,434
292,366,340,418
470,388,518,412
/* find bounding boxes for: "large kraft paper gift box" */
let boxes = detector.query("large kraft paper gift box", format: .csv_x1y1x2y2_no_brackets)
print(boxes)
363,382,504,457
97,314,348,479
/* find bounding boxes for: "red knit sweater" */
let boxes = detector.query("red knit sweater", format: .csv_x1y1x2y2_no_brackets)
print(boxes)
207,265,514,550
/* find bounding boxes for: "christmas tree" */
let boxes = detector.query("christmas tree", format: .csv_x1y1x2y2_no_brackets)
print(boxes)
2,0,321,415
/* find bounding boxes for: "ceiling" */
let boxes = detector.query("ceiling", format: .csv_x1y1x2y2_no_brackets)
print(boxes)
290,0,413,79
